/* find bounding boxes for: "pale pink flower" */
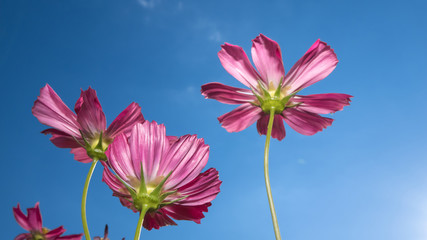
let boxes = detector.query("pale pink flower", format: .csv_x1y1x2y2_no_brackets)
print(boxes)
13,202,83,240
201,34,352,140
102,121,221,230
32,84,144,162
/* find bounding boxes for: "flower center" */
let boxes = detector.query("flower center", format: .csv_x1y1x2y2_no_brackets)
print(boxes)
254,80,295,114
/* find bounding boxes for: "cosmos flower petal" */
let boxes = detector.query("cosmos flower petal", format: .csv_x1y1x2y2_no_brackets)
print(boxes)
283,108,333,135
102,166,129,194
14,233,31,240
105,102,145,138
251,34,285,88
105,134,135,184
76,88,107,139
32,84,80,137
41,129,82,148
45,226,66,238
201,82,257,104
292,93,353,114
284,40,338,93
256,114,286,140
175,168,221,206
13,204,31,231
162,204,211,224
217,103,263,133
143,210,177,230
218,43,262,89
161,135,209,190
26,202,42,231
128,122,168,183
70,148,92,163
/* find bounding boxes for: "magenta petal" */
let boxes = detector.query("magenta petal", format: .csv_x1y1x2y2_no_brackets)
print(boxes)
105,134,135,184
27,203,42,232
45,226,66,239
143,210,177,230
166,135,178,145
128,122,168,183
70,148,92,163
41,129,82,148
284,40,338,93
13,204,31,231
76,87,106,139
14,233,31,240
161,135,209,190
218,43,262,89
162,203,210,224
283,108,333,135
251,34,285,88
105,102,145,139
256,114,286,141
292,93,353,114
32,84,80,137
217,103,263,133
176,168,221,206
201,82,256,105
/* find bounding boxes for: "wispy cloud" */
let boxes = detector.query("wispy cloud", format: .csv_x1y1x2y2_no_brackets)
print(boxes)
137,0,159,9
195,18,223,43
297,158,306,164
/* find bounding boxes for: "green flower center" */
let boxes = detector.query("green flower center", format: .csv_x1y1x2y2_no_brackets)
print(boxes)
253,80,297,114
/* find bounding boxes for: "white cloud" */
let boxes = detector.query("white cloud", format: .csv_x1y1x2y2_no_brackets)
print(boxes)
195,18,222,42
137,0,158,9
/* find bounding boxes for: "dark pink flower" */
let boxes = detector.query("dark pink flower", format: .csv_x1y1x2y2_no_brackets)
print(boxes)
201,34,352,140
102,121,221,230
13,202,83,240
32,84,145,162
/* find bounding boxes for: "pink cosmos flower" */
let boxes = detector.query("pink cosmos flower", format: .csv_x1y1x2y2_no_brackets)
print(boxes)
13,202,83,240
32,84,145,162
201,34,352,140
102,121,221,230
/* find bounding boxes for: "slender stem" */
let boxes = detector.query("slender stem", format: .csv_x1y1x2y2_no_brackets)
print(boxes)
264,109,282,240
81,158,98,240
134,206,149,240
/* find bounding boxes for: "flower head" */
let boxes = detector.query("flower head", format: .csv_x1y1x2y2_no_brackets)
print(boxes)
201,34,352,140
32,84,145,162
102,121,221,230
13,202,83,240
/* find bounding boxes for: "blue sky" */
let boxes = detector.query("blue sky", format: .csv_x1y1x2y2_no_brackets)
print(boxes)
1,0,427,239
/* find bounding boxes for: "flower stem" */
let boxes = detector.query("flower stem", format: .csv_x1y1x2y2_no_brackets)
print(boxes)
134,206,149,240
264,109,282,240
81,158,98,240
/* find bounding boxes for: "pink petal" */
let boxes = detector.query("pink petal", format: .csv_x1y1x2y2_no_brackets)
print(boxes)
105,134,136,185
70,148,92,163
13,204,31,231
14,233,31,240
76,87,106,139
283,108,333,135
128,122,168,183
256,114,286,141
105,102,145,139
284,40,338,93
45,226,66,239
201,82,256,104
217,103,263,133
32,84,80,137
56,234,84,240
251,34,285,88
218,43,262,89
26,203,42,232
41,129,82,148
160,135,210,190
102,166,128,195
143,209,177,230
175,168,221,206
166,136,178,145
292,93,352,114
162,203,211,224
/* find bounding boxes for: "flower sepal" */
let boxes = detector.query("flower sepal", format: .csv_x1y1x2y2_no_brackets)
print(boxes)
80,131,108,161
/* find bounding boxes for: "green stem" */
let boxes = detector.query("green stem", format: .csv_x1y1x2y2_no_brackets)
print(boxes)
81,158,98,240
264,109,282,240
134,206,149,240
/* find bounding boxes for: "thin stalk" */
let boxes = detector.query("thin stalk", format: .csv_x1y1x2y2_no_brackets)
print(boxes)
264,109,282,240
81,158,98,240
134,206,149,240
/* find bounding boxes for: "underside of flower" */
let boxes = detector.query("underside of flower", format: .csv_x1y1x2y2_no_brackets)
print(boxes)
80,131,109,161
253,80,298,114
